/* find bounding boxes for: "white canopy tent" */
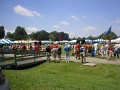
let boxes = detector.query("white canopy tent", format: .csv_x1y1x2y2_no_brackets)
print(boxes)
85,39,92,43
69,40,76,43
93,39,105,43
14,40,39,44
111,37,120,43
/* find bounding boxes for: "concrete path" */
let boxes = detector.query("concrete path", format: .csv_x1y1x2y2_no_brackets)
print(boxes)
51,56,120,65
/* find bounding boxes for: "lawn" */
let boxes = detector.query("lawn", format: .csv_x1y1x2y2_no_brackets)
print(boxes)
3,61,120,90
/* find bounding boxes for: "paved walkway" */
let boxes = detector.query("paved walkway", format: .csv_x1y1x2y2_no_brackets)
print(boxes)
2,54,120,65
50,56,120,65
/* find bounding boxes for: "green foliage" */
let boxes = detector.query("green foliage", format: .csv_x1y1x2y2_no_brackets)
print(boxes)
50,31,59,41
3,25,118,40
0,26,5,39
3,62,120,90
5,32,14,40
97,32,117,40
49,33,54,41
14,26,28,40
38,30,49,40
29,30,69,41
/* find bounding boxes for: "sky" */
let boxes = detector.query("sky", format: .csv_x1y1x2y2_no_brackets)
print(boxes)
0,0,120,38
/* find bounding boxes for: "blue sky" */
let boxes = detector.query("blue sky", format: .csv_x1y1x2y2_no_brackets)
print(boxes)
0,0,120,38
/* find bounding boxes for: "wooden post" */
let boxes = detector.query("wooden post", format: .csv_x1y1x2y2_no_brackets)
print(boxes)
34,51,35,62
1,51,4,62
0,51,4,62
14,51,17,65
22,51,23,61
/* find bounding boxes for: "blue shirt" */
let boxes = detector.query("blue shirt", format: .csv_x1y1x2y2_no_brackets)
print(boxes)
64,45,70,53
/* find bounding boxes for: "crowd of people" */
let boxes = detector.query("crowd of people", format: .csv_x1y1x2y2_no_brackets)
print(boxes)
0,40,120,63
44,40,120,63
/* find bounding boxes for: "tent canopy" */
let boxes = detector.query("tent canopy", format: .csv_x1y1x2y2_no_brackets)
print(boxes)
0,38,15,44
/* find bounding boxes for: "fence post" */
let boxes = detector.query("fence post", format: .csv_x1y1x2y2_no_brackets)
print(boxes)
14,51,17,65
34,51,35,62
0,51,4,62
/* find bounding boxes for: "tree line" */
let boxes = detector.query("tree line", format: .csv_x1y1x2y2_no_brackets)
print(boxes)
0,26,69,41
0,26,118,41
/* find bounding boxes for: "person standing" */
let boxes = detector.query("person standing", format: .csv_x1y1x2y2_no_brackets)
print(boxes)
94,43,98,55
114,46,119,58
91,44,95,57
108,44,114,60
51,45,58,62
46,45,51,62
57,44,62,60
75,43,80,59
105,43,109,60
64,43,70,63
81,37,85,45
80,45,86,63
100,44,105,58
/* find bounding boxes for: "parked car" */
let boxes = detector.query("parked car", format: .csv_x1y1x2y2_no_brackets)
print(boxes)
0,67,10,90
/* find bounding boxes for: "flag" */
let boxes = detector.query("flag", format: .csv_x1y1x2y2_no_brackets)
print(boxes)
104,26,112,35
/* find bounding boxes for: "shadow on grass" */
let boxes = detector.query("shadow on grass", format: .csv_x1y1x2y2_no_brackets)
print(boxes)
3,60,47,70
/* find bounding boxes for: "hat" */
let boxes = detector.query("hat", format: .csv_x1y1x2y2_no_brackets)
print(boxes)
65,43,68,45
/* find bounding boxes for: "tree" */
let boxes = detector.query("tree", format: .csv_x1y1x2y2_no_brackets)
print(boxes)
102,32,117,40
31,30,49,40
87,35,93,40
58,32,64,41
0,26,5,39
5,32,14,40
14,26,27,40
49,33,54,41
39,30,49,40
64,33,69,40
50,31,59,41
28,32,35,40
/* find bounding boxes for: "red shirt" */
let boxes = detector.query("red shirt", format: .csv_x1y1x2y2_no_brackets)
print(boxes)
76,44,80,51
22,45,26,50
50,44,53,49
34,45,39,51
109,46,113,52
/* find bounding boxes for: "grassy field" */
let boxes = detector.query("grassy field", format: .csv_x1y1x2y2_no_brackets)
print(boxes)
3,61,120,90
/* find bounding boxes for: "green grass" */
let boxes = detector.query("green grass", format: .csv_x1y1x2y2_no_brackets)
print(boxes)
3,61,120,90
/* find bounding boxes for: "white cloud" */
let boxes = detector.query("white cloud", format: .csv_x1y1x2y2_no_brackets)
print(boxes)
81,16,87,19
82,26,97,32
116,26,120,30
71,15,79,21
53,25,61,29
25,27,38,34
60,20,69,26
14,5,42,17
33,11,41,17
115,18,120,23
5,28,14,35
